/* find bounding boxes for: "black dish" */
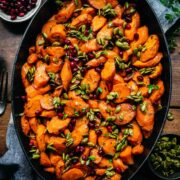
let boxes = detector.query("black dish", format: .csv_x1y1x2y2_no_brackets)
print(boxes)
11,0,172,179
148,134,180,180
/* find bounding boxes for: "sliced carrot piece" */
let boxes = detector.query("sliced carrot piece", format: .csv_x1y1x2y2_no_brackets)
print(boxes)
62,168,84,180
88,130,97,146
92,15,107,32
113,159,128,173
21,63,31,88
40,110,57,118
80,39,101,53
149,80,165,103
110,173,122,180
81,69,100,92
55,1,76,23
106,0,119,7
125,12,140,41
132,52,163,68
95,169,106,176
71,14,92,27
90,148,102,164
149,63,163,79
132,144,144,155
29,117,39,134
40,152,51,167
46,47,65,58
128,80,139,94
49,136,66,152
44,167,55,173
81,7,96,15
99,158,113,168
99,81,109,100
86,56,107,67
27,53,38,64
101,58,115,81
50,153,62,166
40,94,54,110
61,59,73,91
140,35,160,62
120,146,134,165
112,83,131,103
47,117,70,135
102,138,116,156
115,103,136,125
88,100,99,109
88,0,106,9
114,5,124,18
128,122,143,145
113,74,124,85
136,98,155,132
42,20,57,39
36,124,46,152
21,116,30,136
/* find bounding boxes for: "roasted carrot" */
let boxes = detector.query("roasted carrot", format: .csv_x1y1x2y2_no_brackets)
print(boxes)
21,116,30,135
92,15,107,32
88,0,106,9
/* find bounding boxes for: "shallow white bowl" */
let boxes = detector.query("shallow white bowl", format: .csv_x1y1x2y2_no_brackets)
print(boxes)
0,0,42,23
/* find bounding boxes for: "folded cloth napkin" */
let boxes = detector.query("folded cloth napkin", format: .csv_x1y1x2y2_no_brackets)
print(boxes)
0,1,180,180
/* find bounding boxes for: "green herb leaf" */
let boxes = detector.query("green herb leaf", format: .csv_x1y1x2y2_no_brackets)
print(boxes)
147,84,159,94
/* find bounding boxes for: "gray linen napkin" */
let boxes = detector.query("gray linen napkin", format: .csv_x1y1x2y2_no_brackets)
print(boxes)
0,0,180,179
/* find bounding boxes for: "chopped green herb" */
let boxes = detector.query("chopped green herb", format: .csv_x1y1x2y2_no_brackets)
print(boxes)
26,66,35,83
147,84,159,94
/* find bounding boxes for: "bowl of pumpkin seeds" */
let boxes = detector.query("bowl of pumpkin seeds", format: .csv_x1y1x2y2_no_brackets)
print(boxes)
148,134,180,180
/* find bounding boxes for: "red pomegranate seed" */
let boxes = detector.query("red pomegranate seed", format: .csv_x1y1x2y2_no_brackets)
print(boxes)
126,24,131,30
134,33,139,40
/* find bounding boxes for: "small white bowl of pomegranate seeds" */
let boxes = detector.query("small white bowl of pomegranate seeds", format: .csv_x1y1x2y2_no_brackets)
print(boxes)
0,0,42,23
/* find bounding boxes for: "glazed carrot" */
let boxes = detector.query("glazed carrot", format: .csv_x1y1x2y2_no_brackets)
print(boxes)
140,35,160,62
99,81,109,100
29,117,39,134
149,63,163,79
102,139,116,156
55,1,76,23
61,59,73,91
97,25,113,45
88,0,106,9
82,147,91,157
113,74,124,85
55,160,65,180
24,95,43,117
44,167,55,173
27,53,38,64
128,80,139,94
42,20,57,39
49,24,66,42
81,7,96,15
88,130,97,146
92,15,107,32
36,124,46,152
125,12,140,41
49,136,66,152
88,100,99,109
106,0,119,7
130,26,149,49
40,110,57,118
21,63,31,88
71,14,92,27
136,99,155,132
21,116,30,135
53,86,63,97
114,5,124,18
132,52,163,68
112,83,131,103
115,103,136,125
86,56,107,67
34,64,49,88
149,80,165,103
128,122,143,145
50,153,62,166
95,169,106,176
40,152,51,167
110,173,121,180
80,39,101,53
101,58,115,81
90,148,102,164
46,60,63,73
46,47,65,58
35,34,44,53
120,146,134,165
81,69,100,92
62,168,84,180
85,176,96,180
98,127,109,147
47,117,70,135
40,94,54,110
99,158,113,168
113,159,128,173
132,144,144,155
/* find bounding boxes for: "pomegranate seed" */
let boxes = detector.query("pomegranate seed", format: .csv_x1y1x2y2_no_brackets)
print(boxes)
119,51,123,57
134,33,139,40
98,148,104,156
88,122,95,129
35,110,41,116
88,53,95,59
137,75,144,81
19,12,25,17
107,83,113,91
72,159,78,164
73,67,78,72
126,67,132,74
116,167,121,173
82,155,87,160
95,67,101,73
57,106,63,112
107,125,113,133
73,57,79,62
97,112,102,119
64,39,71,45
68,124,74,132
96,129,102,136
29,139,34,146
71,118,76,125
126,24,131,30
70,61,76,69
58,113,64,118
